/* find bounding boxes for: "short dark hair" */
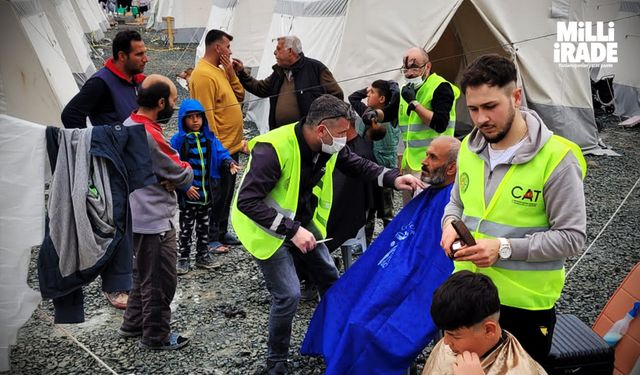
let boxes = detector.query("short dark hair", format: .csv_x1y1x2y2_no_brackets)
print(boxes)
305,94,353,127
112,30,142,59
137,81,171,109
431,271,500,331
460,54,517,93
371,80,391,105
205,29,233,47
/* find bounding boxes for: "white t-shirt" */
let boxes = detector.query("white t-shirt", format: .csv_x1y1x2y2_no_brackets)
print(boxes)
488,138,526,171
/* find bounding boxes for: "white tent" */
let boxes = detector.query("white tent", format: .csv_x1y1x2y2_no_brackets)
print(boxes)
195,0,276,67
249,0,604,151
586,0,640,118
148,0,214,44
87,0,110,33
195,0,276,124
0,0,79,127
69,0,105,41
40,0,97,87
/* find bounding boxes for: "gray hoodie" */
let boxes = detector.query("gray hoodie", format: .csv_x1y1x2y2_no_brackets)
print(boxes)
126,114,193,234
443,108,586,262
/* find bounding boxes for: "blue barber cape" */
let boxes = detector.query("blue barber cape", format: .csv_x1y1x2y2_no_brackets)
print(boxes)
301,185,454,375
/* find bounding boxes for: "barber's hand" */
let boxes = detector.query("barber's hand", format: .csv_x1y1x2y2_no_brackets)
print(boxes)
160,180,175,192
185,186,200,200
220,54,235,79
229,162,241,175
393,174,426,192
291,226,317,254
440,219,458,258
401,84,417,103
232,58,244,73
361,107,378,126
453,238,500,268
452,351,484,375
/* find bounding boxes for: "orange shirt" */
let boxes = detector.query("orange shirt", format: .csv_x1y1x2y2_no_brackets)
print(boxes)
189,58,245,154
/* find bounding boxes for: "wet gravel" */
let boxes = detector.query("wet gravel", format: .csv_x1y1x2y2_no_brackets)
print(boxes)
5,23,639,375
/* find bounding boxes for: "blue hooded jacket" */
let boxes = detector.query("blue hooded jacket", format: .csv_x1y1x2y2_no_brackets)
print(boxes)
171,99,232,204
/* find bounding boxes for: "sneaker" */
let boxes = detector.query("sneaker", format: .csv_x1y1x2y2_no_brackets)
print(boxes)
299,280,319,302
138,332,189,351
195,253,222,270
266,360,288,375
176,258,190,275
104,291,128,309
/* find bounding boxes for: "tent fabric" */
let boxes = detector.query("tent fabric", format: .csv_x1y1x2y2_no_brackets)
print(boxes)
149,0,214,44
40,0,97,87
69,0,105,40
586,1,640,117
0,0,79,127
0,115,45,371
245,0,601,151
301,186,455,375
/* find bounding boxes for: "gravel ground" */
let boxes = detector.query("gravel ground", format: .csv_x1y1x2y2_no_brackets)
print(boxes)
5,23,639,375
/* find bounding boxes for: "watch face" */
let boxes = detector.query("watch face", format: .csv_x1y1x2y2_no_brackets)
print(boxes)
499,246,511,259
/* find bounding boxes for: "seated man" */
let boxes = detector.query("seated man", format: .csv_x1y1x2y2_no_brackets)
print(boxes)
423,271,546,375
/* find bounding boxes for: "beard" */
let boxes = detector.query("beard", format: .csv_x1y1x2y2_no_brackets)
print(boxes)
481,105,515,144
421,164,446,186
157,103,175,124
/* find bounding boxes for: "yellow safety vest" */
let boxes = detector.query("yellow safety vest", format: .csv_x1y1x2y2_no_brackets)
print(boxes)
455,134,586,310
399,72,460,171
231,124,337,260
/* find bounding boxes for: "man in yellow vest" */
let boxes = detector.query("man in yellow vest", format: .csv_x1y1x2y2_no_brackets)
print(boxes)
232,95,423,374
367,47,460,205
440,54,586,367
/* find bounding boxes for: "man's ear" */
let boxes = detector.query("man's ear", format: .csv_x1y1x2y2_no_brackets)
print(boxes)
446,162,457,177
512,87,522,107
158,97,165,110
379,95,386,106
117,50,127,62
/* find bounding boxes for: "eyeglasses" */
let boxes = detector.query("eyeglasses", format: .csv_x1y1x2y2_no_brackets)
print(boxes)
400,64,428,75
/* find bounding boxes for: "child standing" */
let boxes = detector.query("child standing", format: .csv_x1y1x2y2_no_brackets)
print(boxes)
171,99,239,275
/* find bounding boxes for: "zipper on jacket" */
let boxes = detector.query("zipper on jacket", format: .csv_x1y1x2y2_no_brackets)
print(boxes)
195,134,207,203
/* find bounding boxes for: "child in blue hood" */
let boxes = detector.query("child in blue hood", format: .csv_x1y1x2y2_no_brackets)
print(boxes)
171,99,240,274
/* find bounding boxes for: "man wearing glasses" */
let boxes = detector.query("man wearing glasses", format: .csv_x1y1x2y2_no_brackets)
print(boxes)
371,48,461,205
231,95,424,374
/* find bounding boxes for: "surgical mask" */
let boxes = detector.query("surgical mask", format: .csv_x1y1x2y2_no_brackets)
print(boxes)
320,126,347,154
405,76,425,88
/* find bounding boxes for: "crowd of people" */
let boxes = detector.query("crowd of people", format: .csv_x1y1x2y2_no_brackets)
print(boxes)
57,27,586,375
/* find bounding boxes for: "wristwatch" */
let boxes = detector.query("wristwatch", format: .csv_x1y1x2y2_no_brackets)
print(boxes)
498,238,512,260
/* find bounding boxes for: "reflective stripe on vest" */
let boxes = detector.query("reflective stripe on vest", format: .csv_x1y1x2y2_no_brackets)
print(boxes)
398,72,459,171
456,134,586,310
231,123,336,260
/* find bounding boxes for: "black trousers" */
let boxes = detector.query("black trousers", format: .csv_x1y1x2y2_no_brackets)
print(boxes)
499,304,556,367
178,203,210,258
121,229,177,346
208,152,238,242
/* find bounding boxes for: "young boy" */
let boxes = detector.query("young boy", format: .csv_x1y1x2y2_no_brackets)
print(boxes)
348,80,401,245
423,271,546,375
170,99,239,275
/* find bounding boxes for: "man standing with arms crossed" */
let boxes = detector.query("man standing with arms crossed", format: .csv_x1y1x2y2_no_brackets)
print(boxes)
440,54,587,367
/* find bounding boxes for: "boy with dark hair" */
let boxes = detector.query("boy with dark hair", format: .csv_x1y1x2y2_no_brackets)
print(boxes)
423,271,546,374
170,99,239,274
348,80,401,244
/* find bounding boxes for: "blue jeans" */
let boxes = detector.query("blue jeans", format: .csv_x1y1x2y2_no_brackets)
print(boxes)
255,241,339,362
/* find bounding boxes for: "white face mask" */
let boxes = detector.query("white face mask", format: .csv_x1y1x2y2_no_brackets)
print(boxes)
405,76,425,88
320,126,347,154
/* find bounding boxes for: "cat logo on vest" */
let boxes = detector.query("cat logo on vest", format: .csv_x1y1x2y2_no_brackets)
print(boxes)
511,186,541,207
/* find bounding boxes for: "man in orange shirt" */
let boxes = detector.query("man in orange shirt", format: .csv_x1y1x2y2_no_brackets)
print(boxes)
189,29,245,253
